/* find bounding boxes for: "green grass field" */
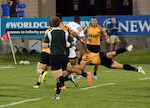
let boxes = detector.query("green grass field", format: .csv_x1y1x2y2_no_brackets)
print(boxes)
0,50,150,108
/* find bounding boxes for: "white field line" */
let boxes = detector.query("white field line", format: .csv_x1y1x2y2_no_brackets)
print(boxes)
0,65,15,69
139,77,150,81
80,83,115,90
0,98,42,108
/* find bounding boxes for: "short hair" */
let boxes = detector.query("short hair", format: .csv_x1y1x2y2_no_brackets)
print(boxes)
91,16,98,20
55,13,62,21
73,15,80,22
51,16,61,27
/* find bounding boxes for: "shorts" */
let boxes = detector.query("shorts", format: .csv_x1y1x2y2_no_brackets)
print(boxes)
39,52,50,66
110,35,120,44
100,52,113,68
68,46,77,59
82,52,100,65
76,40,85,52
87,44,100,53
50,55,69,70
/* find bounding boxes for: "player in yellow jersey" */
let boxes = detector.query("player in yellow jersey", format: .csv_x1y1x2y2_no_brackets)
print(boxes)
83,16,110,79
74,45,145,77
33,28,51,88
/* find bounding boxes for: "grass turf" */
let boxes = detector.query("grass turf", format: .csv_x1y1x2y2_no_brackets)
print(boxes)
0,50,150,108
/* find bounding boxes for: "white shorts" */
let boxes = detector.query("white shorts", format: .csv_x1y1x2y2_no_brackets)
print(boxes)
68,46,76,59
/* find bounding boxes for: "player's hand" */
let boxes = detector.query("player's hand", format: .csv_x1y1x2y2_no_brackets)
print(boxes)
106,38,110,43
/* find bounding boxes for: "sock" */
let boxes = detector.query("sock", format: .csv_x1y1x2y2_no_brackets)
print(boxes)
116,48,126,55
41,71,44,75
123,64,137,72
94,72,97,76
59,76,70,82
36,82,41,86
56,83,62,94
78,57,82,64
81,71,87,77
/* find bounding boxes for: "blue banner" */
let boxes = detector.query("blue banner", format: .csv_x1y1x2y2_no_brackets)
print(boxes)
1,15,150,38
98,15,150,35
1,16,92,38
1,17,49,38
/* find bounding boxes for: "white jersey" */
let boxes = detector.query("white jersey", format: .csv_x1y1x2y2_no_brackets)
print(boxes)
67,21,84,37
67,21,84,59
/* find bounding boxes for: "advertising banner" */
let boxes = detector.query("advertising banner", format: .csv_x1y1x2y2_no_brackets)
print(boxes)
98,15,150,35
1,15,150,38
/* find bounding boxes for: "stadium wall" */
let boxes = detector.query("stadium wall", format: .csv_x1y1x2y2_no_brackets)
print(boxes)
0,15,150,54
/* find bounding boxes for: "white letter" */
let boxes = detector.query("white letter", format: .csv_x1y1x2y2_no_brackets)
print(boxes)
130,21,138,32
119,21,129,32
138,20,150,32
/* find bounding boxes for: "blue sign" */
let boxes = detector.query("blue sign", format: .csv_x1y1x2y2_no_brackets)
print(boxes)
98,15,150,35
1,17,49,38
1,16,92,38
1,15,150,38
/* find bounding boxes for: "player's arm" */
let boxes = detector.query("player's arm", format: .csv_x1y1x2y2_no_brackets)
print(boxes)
84,27,87,34
70,31,82,41
101,27,110,43
42,33,50,48
67,32,75,47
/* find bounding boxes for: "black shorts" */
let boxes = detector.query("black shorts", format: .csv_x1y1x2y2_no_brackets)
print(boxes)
87,44,100,53
50,55,69,70
39,52,50,66
100,52,113,68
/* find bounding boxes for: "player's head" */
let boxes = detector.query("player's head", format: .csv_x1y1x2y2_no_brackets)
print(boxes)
91,16,98,26
73,15,80,24
55,13,62,21
51,16,61,27
111,17,116,23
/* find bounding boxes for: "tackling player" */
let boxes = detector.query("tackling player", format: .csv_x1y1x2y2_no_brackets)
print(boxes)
74,45,145,76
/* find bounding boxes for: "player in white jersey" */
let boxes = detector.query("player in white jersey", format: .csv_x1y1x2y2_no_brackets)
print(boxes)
67,15,85,65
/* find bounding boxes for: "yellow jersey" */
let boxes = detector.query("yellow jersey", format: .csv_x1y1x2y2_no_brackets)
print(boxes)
59,23,74,34
84,25,107,45
41,27,52,54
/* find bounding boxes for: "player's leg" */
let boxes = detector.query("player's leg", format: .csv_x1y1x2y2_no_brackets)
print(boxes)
52,56,81,100
93,64,98,79
33,62,48,88
51,55,65,100
106,44,133,59
33,52,50,88
71,55,93,86
110,61,145,74
51,69,64,100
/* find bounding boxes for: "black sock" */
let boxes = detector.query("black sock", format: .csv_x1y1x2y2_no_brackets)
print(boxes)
41,71,44,75
62,81,65,86
36,82,41,86
81,71,87,77
123,64,137,72
78,57,82,64
116,48,126,55
93,72,97,76
56,83,62,94
59,76,70,82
